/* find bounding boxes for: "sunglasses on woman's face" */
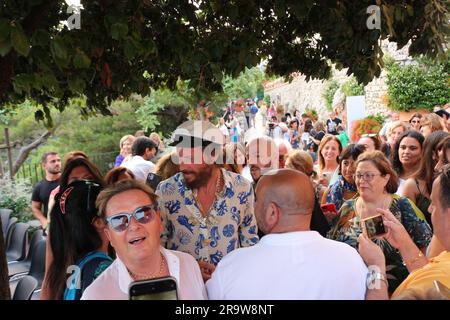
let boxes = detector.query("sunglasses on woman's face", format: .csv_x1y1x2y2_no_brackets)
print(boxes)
105,204,158,232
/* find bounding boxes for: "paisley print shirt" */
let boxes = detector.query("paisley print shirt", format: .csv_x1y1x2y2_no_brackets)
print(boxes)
156,169,259,265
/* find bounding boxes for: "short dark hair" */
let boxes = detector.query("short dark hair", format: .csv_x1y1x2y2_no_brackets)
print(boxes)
132,137,157,157
42,151,58,163
339,143,366,175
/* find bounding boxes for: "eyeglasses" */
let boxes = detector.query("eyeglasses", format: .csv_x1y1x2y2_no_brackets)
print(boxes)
105,204,159,232
353,172,383,182
410,120,420,124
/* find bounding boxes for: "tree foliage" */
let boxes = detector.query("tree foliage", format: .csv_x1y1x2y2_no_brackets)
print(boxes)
136,67,269,136
322,80,340,111
386,56,450,112
341,77,365,97
0,97,142,166
0,1,448,123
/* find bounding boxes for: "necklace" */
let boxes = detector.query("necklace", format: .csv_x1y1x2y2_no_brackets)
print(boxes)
193,170,223,214
128,252,167,281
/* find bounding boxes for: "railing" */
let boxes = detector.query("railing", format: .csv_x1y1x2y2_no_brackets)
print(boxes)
13,151,117,186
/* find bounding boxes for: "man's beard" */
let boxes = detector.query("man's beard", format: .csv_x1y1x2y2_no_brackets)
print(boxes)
48,167,61,174
182,166,213,189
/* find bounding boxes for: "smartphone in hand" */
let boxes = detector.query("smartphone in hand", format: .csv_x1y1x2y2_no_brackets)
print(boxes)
129,276,178,300
146,173,162,190
361,215,386,239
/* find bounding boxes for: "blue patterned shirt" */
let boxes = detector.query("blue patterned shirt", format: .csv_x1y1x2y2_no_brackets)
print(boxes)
156,169,259,265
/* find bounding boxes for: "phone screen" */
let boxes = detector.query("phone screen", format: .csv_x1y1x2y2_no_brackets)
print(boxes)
129,277,178,300
363,215,386,239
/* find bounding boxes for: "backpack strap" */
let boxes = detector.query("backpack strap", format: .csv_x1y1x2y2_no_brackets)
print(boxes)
64,252,112,300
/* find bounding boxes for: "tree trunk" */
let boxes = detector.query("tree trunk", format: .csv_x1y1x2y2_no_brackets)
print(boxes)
12,130,53,176
0,219,11,300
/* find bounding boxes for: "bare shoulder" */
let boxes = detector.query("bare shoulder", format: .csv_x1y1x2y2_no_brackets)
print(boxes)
402,178,419,197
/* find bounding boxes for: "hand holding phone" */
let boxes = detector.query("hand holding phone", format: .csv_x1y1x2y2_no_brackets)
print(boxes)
129,276,178,300
146,173,162,190
320,203,338,222
361,214,386,239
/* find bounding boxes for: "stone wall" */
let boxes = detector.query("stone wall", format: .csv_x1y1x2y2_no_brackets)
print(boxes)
263,40,413,121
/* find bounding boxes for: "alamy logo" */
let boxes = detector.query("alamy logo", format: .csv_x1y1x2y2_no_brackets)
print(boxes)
66,1,83,30
66,265,81,290
366,5,381,31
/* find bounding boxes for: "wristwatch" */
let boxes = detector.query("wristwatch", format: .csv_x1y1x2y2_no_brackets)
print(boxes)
366,269,387,289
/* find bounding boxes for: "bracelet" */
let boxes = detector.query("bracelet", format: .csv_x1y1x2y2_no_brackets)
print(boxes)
402,251,424,267
366,270,388,289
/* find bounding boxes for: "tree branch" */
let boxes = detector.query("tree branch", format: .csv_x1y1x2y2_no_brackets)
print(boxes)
12,130,53,175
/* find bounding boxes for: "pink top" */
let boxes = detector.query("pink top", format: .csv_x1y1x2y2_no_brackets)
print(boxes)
81,247,207,300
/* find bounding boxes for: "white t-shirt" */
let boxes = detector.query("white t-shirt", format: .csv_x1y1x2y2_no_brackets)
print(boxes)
81,247,207,300
206,231,368,300
124,155,155,182
396,178,406,196
219,124,230,137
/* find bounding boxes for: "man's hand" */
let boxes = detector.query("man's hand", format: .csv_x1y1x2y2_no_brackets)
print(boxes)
198,261,215,282
376,208,412,250
358,232,385,268
41,218,48,229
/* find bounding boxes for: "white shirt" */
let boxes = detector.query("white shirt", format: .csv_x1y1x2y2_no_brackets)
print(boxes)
81,247,207,300
206,231,368,300
124,155,155,182
240,165,253,183
219,124,230,137
396,178,406,196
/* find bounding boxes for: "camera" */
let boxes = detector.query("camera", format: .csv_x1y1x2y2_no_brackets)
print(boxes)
268,122,274,129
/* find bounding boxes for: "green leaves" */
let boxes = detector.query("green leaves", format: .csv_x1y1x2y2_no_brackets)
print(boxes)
0,41,12,57
11,25,30,57
73,50,91,69
68,77,86,94
111,23,129,40
0,19,12,56
50,36,69,68
386,59,449,111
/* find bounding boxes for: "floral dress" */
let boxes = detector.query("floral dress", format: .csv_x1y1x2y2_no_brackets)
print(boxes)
327,194,432,293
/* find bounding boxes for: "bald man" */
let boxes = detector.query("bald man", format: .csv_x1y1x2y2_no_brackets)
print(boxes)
206,169,368,299
246,136,279,185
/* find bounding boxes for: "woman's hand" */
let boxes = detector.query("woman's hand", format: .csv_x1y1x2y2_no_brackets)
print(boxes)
375,208,412,250
358,232,385,268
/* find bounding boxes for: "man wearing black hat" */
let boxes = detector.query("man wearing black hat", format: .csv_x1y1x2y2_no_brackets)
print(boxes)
156,120,259,281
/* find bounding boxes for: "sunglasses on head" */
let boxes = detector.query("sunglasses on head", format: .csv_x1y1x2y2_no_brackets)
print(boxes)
105,204,159,232
361,133,377,138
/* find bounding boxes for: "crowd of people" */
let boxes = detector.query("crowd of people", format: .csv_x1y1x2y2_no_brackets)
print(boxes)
24,101,450,300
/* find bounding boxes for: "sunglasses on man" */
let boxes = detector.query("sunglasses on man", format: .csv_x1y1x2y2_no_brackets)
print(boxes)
105,204,159,232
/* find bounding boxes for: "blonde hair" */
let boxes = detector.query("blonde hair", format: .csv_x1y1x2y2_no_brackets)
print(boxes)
387,121,407,137
149,132,165,150
421,113,444,132
155,152,180,180
286,150,314,176
119,135,135,149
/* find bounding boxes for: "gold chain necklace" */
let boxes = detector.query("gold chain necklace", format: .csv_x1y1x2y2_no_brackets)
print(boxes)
193,170,223,214
128,252,167,281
